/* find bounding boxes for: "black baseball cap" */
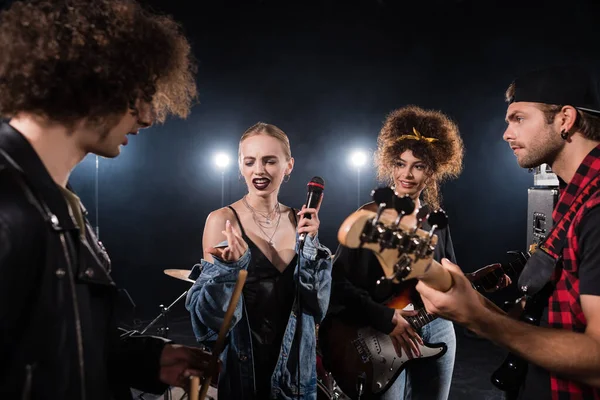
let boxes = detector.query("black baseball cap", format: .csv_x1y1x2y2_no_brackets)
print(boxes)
508,65,600,116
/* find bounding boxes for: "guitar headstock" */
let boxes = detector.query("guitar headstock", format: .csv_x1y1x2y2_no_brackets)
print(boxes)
338,187,449,288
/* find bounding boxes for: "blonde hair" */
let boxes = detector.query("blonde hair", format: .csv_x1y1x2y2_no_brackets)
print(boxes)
238,122,292,161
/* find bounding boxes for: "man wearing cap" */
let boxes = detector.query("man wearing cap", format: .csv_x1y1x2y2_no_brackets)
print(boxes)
415,64,600,399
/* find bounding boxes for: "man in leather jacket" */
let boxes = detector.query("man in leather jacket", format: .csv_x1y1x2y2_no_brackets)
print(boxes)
0,1,210,399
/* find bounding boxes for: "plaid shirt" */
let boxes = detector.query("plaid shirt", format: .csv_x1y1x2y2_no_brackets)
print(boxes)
544,144,600,400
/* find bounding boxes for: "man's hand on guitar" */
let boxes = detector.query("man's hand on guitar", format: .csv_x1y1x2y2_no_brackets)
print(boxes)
416,258,488,327
466,263,512,292
390,309,424,359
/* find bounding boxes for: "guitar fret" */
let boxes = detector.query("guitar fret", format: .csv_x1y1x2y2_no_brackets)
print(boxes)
404,255,529,333
408,316,418,328
478,256,527,292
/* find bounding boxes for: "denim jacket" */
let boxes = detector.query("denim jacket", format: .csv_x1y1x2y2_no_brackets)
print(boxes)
185,234,332,400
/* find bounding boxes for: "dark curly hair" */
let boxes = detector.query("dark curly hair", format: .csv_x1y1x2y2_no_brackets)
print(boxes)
375,105,464,209
0,0,197,126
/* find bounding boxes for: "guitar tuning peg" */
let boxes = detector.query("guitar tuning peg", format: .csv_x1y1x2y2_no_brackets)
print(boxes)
427,209,448,230
371,187,395,209
414,204,431,231
393,194,415,217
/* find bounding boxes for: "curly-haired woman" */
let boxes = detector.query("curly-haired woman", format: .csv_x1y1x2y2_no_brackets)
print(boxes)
321,105,464,400
0,1,207,399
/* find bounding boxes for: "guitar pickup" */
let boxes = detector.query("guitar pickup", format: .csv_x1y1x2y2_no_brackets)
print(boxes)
352,337,372,364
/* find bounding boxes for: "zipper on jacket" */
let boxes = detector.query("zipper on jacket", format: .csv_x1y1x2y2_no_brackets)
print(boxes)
59,232,86,400
21,363,35,400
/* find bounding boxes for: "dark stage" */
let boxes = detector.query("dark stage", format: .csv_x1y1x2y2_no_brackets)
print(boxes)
2,0,598,398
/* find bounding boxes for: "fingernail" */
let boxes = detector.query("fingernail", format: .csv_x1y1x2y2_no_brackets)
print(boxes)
226,220,231,227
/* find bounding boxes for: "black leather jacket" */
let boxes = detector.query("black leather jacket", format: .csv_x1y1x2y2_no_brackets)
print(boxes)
0,122,169,400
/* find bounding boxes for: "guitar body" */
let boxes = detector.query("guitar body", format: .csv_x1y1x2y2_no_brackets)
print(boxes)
490,281,554,393
319,286,447,399
319,315,446,399
332,202,530,397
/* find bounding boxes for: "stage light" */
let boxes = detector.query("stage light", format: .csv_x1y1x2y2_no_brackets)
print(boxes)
348,149,369,209
349,150,368,168
214,152,231,170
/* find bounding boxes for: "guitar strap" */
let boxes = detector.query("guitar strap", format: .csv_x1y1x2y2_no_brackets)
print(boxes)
518,171,600,295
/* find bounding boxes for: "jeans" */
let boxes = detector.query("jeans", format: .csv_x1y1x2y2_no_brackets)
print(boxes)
380,317,456,400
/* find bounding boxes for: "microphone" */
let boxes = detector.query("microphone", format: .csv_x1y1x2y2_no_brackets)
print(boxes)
299,176,325,246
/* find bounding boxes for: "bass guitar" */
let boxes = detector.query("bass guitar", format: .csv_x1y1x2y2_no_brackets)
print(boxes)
320,250,527,398
320,188,528,399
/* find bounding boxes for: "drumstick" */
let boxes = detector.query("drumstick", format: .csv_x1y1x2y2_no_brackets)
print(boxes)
189,376,200,399
194,269,248,400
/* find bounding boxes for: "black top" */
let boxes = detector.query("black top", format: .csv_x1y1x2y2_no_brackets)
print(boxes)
327,215,457,335
227,206,298,399
518,205,600,400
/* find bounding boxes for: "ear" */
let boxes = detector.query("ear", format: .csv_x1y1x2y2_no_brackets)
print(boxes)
558,105,578,133
285,157,295,176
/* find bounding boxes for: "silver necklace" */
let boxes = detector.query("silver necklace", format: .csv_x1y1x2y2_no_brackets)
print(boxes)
242,196,282,247
242,195,279,225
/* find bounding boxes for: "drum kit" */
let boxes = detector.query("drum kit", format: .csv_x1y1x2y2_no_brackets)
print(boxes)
138,269,196,337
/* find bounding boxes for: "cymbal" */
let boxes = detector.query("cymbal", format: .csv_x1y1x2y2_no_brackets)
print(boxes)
164,269,195,283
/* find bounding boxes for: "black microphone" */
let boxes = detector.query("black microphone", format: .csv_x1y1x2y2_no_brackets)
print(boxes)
299,176,325,245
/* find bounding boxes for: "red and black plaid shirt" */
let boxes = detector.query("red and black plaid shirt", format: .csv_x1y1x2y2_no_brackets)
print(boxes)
543,144,600,400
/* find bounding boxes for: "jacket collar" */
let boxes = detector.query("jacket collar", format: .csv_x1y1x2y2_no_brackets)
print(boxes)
0,121,78,231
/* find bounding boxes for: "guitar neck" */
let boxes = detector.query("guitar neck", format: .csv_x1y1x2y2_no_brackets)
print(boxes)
472,253,528,293
410,258,454,292
407,253,529,330
406,307,437,330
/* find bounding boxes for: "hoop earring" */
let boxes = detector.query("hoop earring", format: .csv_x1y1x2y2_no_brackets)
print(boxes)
284,174,291,183
560,129,569,140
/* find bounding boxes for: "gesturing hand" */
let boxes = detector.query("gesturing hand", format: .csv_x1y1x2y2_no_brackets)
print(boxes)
206,220,248,262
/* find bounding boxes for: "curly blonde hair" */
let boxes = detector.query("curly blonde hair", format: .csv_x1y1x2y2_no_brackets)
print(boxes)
374,105,464,209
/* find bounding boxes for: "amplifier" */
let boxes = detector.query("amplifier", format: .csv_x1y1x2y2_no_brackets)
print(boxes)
526,186,559,249
532,163,559,186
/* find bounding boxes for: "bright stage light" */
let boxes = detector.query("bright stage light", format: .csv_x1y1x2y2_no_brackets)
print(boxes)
214,152,231,170
349,150,368,168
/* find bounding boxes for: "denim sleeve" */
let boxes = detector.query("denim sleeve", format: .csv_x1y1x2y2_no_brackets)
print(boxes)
185,248,251,343
295,234,333,323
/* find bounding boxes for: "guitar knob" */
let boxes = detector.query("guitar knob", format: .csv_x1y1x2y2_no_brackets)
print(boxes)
371,187,395,208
